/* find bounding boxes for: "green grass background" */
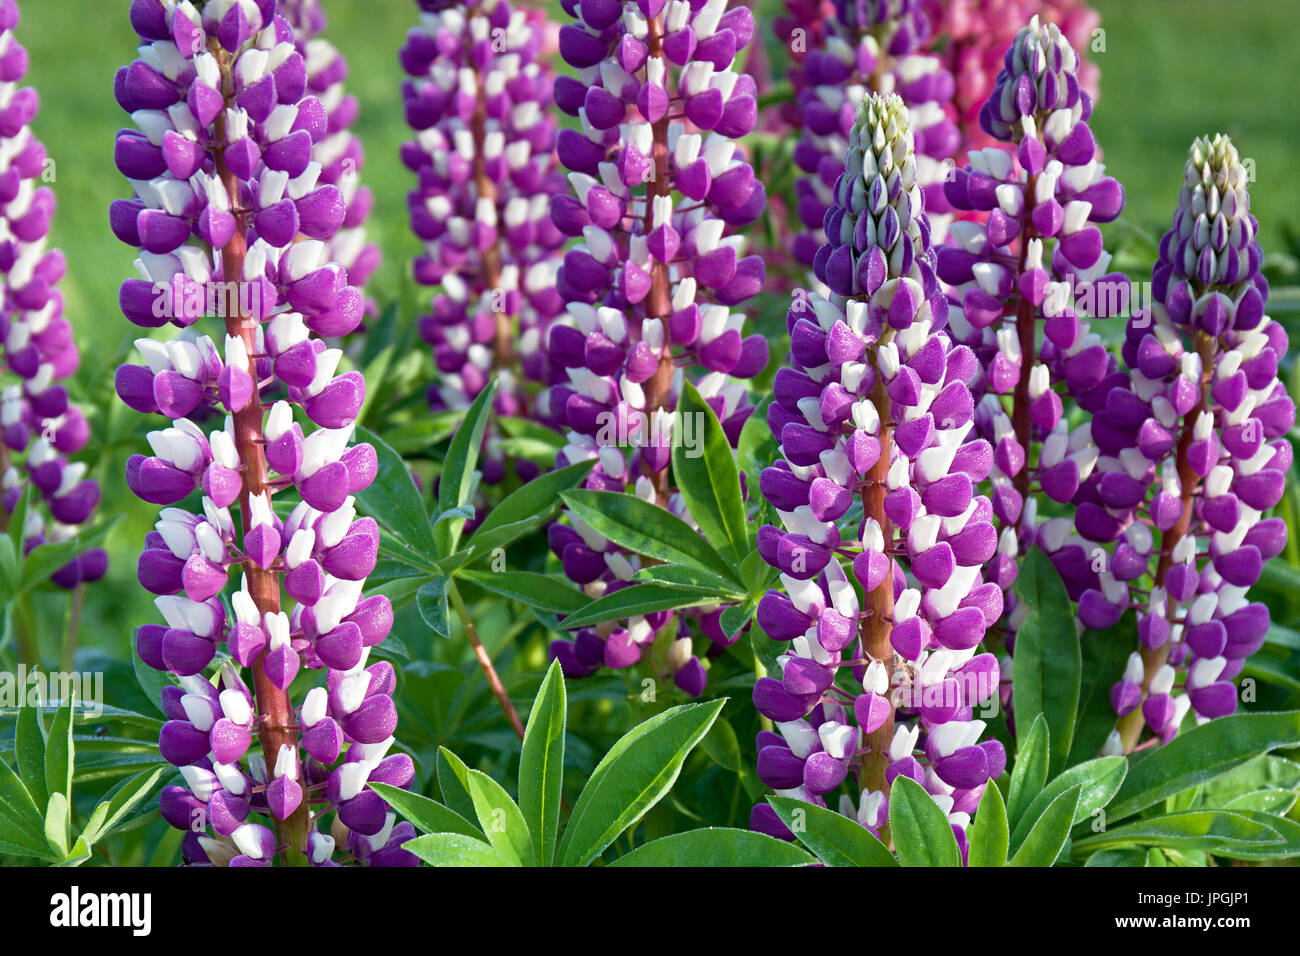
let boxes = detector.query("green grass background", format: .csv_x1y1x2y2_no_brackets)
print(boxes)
7,0,1298,663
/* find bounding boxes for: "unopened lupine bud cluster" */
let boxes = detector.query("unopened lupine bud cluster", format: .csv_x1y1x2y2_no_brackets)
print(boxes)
281,0,381,313
921,0,1099,161
789,0,959,274
936,17,1124,668
542,0,771,696
401,0,566,483
1078,134,1292,746
749,94,1004,857
113,0,411,866
0,0,105,587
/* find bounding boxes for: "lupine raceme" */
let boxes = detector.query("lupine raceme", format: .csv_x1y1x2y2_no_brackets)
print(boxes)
749,93,1004,855
936,16,1125,727
111,0,412,867
541,0,769,696
1079,134,1292,750
400,0,566,485
0,0,105,600
789,0,958,276
921,0,1100,162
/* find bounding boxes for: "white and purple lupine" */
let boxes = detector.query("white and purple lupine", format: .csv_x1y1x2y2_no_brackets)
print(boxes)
401,0,566,483
112,0,412,867
541,0,770,695
0,0,105,590
935,16,1124,680
792,0,959,272
280,0,382,311
749,93,1004,855
1077,134,1293,750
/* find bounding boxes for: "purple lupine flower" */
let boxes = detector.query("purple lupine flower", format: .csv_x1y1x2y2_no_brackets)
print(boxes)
400,0,566,484
790,0,959,272
280,0,382,310
541,0,769,697
0,0,105,589
1078,134,1292,750
114,0,411,867
749,93,1004,852
935,16,1124,698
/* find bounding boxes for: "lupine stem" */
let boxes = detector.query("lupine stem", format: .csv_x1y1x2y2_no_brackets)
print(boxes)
860,362,895,841
213,84,307,864
448,579,525,741
641,11,675,505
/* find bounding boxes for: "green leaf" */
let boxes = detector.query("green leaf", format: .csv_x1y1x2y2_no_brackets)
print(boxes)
611,828,816,866
558,583,715,630
1013,756,1128,850
79,765,167,847
463,460,595,555
1083,847,1147,867
14,703,47,811
1009,785,1081,866
767,796,897,866
561,489,737,583
56,835,93,867
558,699,724,867
1221,789,1297,814
699,715,742,774
1200,754,1300,807
44,791,70,857
465,769,534,866
404,832,515,866
354,425,439,565
967,779,1009,867
1012,548,1080,776
435,747,480,827
436,378,499,554
0,757,47,854
672,381,748,564
1072,811,1283,856
889,775,962,867
518,660,566,867
496,416,568,463
1007,713,1049,828
632,563,743,596
368,783,481,839
1067,614,1136,766
1106,711,1300,821
417,577,450,639
458,570,589,615
1212,809,1300,860
8,484,29,552
45,694,75,800
736,395,779,492
378,411,463,456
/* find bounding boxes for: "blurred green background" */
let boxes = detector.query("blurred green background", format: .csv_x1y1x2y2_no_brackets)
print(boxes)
8,0,1299,675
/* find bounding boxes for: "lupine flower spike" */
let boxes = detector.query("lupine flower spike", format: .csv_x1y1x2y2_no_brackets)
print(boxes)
921,0,1100,162
790,0,958,275
113,0,412,866
937,16,1124,713
543,0,769,696
0,0,105,595
401,0,566,484
1080,134,1292,751
750,93,1004,858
